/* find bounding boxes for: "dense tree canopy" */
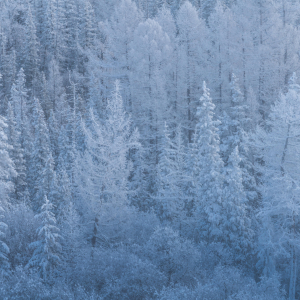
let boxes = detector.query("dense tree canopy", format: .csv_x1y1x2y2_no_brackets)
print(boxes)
0,0,298,298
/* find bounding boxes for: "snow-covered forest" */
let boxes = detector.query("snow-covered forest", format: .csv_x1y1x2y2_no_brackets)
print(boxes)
0,0,300,298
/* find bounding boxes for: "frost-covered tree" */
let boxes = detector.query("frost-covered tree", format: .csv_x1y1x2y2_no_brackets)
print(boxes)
48,109,59,163
176,1,206,142
103,0,143,112
130,18,172,196
28,97,54,211
27,196,62,282
78,81,140,211
57,124,75,184
192,82,224,243
220,74,249,162
0,205,9,277
222,146,253,261
58,0,79,71
24,4,40,93
6,102,26,203
155,123,191,230
0,113,16,205
255,73,300,299
219,73,258,213
82,0,97,49
11,68,28,134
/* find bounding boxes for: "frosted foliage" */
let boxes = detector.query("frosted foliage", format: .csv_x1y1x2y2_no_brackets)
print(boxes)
77,80,140,212
27,196,61,281
192,82,224,242
0,0,299,298
0,114,16,204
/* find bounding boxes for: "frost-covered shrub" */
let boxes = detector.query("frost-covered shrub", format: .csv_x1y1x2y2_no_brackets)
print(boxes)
94,204,159,248
75,247,165,299
143,227,202,287
157,267,285,300
101,249,166,299
4,203,39,268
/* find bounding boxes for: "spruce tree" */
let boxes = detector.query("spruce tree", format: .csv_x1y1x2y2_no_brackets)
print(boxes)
0,205,9,277
82,0,97,49
0,114,16,205
255,73,300,298
24,4,40,94
222,146,253,261
6,102,26,203
11,68,28,134
28,97,53,211
27,195,62,282
155,123,191,230
78,81,140,210
192,81,224,243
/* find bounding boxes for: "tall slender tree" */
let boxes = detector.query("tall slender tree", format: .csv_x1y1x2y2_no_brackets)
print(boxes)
192,82,224,243
27,195,62,282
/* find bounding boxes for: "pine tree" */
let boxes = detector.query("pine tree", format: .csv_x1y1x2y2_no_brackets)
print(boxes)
48,59,64,111
220,73,249,162
104,0,143,113
78,81,140,210
24,4,40,94
28,97,53,211
0,114,17,205
40,73,51,119
222,146,253,261
48,109,59,163
176,1,206,142
255,73,300,299
0,205,9,277
57,123,75,184
44,0,59,59
192,81,224,243
56,167,72,221
11,68,28,134
129,18,172,197
82,0,97,49
57,0,79,71
6,102,26,203
220,73,258,214
0,38,16,114
155,123,191,230
27,195,62,282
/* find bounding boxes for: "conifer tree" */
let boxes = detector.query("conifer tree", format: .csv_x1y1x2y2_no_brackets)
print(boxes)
105,0,143,113
0,114,16,205
24,4,40,94
0,205,9,277
255,73,300,299
130,18,172,197
6,102,26,203
57,124,75,184
220,73,249,163
27,195,62,282
48,109,59,163
0,39,16,113
222,146,253,261
156,123,191,230
58,0,79,71
28,97,53,211
82,0,97,49
192,81,224,243
56,167,72,221
44,0,59,60
11,68,28,134
79,81,140,210
176,1,206,142
220,73,258,211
